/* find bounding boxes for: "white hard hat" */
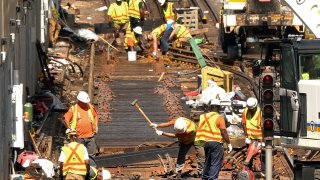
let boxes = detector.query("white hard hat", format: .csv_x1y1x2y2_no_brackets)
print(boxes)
133,26,143,35
116,0,122,1
166,19,174,25
210,99,221,106
77,91,90,103
246,97,258,109
158,0,165,6
174,117,187,133
102,169,111,180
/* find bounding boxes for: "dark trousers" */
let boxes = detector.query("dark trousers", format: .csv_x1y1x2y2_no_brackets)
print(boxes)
176,143,205,173
160,27,173,54
76,137,96,158
203,141,224,180
129,17,143,30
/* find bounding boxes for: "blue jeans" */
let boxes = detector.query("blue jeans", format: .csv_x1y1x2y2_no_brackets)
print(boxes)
202,141,224,180
160,27,173,54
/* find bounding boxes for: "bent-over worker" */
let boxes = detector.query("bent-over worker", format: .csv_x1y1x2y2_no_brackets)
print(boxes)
151,117,204,176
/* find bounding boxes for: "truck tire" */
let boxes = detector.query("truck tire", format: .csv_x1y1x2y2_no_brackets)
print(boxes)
219,24,236,53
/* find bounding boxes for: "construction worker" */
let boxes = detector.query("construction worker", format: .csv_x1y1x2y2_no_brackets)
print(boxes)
242,97,263,144
128,0,149,29
124,26,146,53
242,97,264,172
195,100,232,180
64,91,98,158
145,23,167,57
59,129,90,179
161,21,191,55
49,0,61,47
158,0,176,22
150,117,204,177
107,0,129,46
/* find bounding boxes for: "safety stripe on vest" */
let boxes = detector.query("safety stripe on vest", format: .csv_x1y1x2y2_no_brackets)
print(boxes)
64,143,84,165
71,104,96,133
177,28,190,38
164,3,175,21
196,113,223,142
128,0,141,18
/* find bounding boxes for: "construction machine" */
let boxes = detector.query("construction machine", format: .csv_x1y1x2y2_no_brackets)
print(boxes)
219,0,305,58
255,0,320,178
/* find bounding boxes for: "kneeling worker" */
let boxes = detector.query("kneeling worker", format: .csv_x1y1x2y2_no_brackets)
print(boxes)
124,26,146,53
151,117,204,176
195,100,232,180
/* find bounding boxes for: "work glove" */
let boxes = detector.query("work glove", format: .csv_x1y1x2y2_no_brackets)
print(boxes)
258,142,265,147
155,130,163,136
151,51,158,58
150,123,158,128
245,138,251,145
227,144,233,153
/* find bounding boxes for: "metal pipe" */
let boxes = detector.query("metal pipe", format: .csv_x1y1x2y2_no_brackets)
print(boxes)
265,140,273,180
88,43,95,101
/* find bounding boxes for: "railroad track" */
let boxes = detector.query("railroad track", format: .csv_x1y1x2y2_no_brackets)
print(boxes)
168,46,259,97
189,0,218,22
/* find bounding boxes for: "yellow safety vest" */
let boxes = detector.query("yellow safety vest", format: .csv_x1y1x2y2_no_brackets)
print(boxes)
176,24,191,38
128,0,142,18
90,166,98,180
124,30,138,49
109,2,129,24
175,118,197,145
163,2,175,21
150,24,166,39
71,104,96,133
243,107,262,140
195,112,223,146
302,72,310,80
61,142,87,176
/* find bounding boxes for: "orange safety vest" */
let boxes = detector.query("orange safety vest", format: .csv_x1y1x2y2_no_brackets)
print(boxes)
150,24,166,39
163,2,175,21
243,107,263,140
195,112,224,146
128,0,142,18
61,142,87,176
108,2,129,24
175,118,197,145
175,24,191,38
71,104,96,133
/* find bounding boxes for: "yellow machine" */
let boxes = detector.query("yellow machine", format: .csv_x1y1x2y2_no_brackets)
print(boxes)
201,66,233,92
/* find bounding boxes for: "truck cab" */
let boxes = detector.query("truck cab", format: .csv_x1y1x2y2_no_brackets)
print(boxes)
278,39,320,149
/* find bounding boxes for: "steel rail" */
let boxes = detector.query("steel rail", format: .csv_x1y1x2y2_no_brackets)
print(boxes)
168,47,259,97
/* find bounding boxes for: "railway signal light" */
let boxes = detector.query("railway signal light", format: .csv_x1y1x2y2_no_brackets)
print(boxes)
261,70,274,138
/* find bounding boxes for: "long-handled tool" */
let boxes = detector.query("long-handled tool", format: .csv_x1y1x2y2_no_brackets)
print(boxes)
131,99,153,124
